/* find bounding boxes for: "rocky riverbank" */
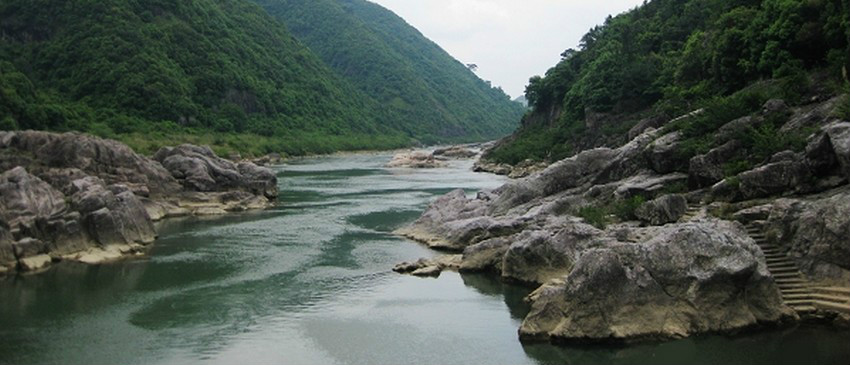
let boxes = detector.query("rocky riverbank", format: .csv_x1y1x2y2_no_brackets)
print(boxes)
385,144,482,168
396,97,850,344
0,131,277,274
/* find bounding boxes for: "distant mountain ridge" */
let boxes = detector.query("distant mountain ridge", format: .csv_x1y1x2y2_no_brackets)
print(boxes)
254,0,524,143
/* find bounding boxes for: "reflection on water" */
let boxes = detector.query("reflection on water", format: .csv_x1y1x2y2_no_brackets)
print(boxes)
0,152,848,365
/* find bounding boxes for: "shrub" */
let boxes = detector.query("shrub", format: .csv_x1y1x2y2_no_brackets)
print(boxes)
577,206,608,229
612,196,646,221
836,94,850,121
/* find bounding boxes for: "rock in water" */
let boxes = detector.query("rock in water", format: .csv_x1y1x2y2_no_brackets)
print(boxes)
519,220,793,343
433,145,478,159
154,144,277,199
0,131,280,273
68,177,156,247
386,150,447,168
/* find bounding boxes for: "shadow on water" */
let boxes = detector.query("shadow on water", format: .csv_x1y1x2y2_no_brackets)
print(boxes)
313,231,396,269
458,274,850,365
0,262,150,324
347,210,424,232
460,273,533,321
521,321,850,365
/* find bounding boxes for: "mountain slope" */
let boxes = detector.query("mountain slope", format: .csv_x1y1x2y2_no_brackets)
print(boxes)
485,0,850,165
0,0,408,155
254,0,524,143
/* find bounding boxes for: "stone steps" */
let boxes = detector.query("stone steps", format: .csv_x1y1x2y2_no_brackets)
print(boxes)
789,304,818,314
745,222,850,316
812,300,850,314
680,204,701,221
813,287,850,296
745,222,815,316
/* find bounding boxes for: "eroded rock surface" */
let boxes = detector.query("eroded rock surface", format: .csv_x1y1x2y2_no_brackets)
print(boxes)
519,220,792,343
394,121,833,343
0,131,279,274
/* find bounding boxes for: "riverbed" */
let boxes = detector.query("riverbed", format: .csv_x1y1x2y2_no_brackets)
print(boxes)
1,152,848,364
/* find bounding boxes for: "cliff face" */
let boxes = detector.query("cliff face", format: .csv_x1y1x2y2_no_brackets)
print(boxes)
0,131,278,274
397,96,850,343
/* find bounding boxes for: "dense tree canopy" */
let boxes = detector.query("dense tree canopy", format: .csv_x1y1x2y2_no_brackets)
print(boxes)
0,0,522,155
487,0,850,164
254,0,524,143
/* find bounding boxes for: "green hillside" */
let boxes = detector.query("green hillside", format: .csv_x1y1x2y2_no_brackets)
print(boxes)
254,0,524,143
486,0,850,164
0,0,410,155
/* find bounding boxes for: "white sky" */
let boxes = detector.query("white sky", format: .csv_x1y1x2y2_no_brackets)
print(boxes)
369,0,646,99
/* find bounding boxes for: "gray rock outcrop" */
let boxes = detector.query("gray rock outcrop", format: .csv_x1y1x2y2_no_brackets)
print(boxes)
519,220,792,343
635,194,687,225
0,131,279,274
763,189,850,285
395,125,814,344
386,150,447,168
154,144,277,199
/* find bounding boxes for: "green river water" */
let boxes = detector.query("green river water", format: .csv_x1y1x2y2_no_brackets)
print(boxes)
1,153,848,364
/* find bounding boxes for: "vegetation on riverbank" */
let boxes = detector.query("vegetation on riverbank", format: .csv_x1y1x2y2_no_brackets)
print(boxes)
486,0,850,165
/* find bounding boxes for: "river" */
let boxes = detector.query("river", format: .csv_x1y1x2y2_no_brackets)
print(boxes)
1,152,848,364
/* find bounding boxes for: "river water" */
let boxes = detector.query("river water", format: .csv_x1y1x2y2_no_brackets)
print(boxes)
1,153,848,365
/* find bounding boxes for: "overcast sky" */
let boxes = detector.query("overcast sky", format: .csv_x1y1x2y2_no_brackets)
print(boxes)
369,0,645,99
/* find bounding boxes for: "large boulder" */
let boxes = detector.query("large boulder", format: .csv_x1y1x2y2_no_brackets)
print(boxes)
613,173,688,200
0,168,94,261
647,131,683,174
688,140,742,189
396,189,497,250
519,220,792,343
635,194,688,225
0,167,68,228
805,132,839,176
433,145,478,159
3,131,181,196
68,177,156,246
824,121,850,180
501,220,609,285
738,158,810,200
628,115,667,141
154,144,277,198
385,151,447,168
764,190,850,284
460,237,512,273
781,96,843,132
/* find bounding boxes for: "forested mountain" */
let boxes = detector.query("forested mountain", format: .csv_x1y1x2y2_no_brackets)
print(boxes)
0,0,521,156
486,0,850,164
0,0,418,155
253,0,524,143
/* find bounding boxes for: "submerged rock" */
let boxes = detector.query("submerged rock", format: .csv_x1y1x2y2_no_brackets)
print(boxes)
393,254,462,277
